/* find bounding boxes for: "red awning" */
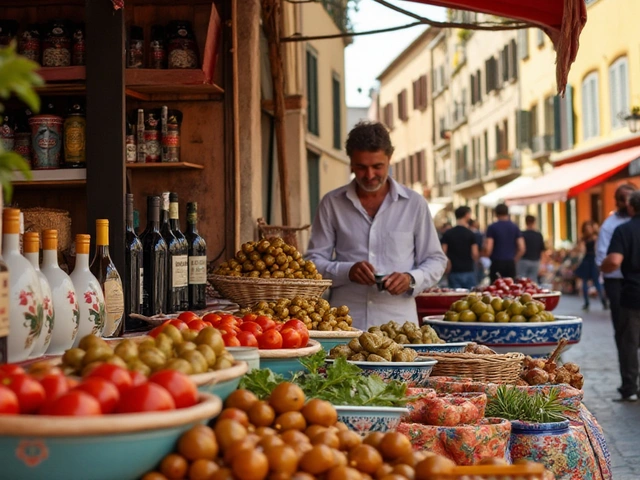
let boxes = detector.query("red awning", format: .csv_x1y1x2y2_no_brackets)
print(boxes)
503,145,640,206
403,0,587,94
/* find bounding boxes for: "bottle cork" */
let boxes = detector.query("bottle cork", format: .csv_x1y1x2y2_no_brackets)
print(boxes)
23,232,40,254
75,234,91,255
2,208,20,235
96,219,109,246
42,229,58,251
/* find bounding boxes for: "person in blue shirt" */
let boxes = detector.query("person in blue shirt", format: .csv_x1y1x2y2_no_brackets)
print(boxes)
484,203,525,282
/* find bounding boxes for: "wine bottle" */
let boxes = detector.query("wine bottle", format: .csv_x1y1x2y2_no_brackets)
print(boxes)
90,219,125,337
169,192,189,311
160,192,183,313
125,194,145,332
140,196,168,316
185,202,207,310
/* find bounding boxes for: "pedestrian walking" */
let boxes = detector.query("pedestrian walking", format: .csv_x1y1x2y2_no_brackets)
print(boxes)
306,121,447,330
601,190,640,402
441,206,479,290
469,219,486,285
484,203,525,282
518,215,546,282
575,220,608,311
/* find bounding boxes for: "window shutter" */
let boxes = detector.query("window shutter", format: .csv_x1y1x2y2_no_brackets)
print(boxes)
485,58,492,94
412,80,418,110
502,46,509,83
476,69,482,102
463,145,469,169
536,29,544,47
564,84,574,149
620,60,629,124
495,125,501,155
421,75,428,109
510,39,518,80
516,110,531,149
470,73,476,105
554,95,562,150
517,29,529,60
431,69,436,92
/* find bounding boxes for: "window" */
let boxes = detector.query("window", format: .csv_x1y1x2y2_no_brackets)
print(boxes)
582,72,600,140
398,89,409,121
382,103,394,129
530,104,539,138
483,130,489,173
517,29,529,60
307,150,320,219
536,29,545,47
485,56,497,93
501,45,509,84
306,49,319,135
476,69,482,103
412,75,428,110
609,56,629,130
470,73,476,105
332,74,341,149
509,39,518,80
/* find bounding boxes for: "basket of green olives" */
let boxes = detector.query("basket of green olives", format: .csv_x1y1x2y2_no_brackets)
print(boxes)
210,239,332,307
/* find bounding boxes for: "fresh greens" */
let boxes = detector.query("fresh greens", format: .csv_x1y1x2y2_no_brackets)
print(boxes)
485,385,575,423
239,350,410,407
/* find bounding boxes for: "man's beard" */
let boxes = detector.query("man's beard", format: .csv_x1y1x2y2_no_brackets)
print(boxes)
355,175,388,192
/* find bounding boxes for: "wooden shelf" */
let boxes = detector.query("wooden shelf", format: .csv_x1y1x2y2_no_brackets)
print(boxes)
126,162,205,170
13,168,87,188
125,70,224,101
35,67,86,96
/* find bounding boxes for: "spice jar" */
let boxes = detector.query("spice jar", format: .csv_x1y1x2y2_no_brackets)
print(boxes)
148,25,166,69
30,113,64,170
161,106,182,163
0,114,15,152
0,20,18,47
167,21,198,69
144,109,161,163
42,20,71,67
127,26,144,69
63,102,86,167
13,110,32,167
72,23,86,66
125,111,137,164
18,24,41,63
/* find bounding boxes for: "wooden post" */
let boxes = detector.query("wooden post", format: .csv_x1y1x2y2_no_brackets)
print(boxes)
262,0,291,226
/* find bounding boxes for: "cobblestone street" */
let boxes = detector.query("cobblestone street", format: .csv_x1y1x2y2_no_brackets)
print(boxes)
559,294,640,479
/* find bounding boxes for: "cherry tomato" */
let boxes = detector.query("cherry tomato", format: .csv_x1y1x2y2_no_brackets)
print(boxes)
116,383,176,413
187,320,209,332
85,364,132,394
178,311,201,323
222,333,241,347
255,316,276,332
47,391,102,416
242,313,258,322
202,313,221,324
148,370,198,409
0,385,19,414
236,331,259,348
239,322,263,337
0,364,25,379
39,373,69,402
2,374,46,414
129,370,147,387
75,377,120,414
284,319,309,345
258,329,283,349
280,328,303,349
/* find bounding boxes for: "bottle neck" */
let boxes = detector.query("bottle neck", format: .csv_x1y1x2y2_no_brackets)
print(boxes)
186,221,198,235
24,251,40,271
2,233,19,254
95,244,111,259
146,203,160,231
42,248,59,268
75,252,89,270
186,211,198,234
169,218,181,231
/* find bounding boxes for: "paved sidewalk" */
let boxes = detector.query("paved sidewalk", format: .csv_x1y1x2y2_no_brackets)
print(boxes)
559,294,640,480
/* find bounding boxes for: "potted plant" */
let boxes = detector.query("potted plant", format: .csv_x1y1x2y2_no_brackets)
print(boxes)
494,152,511,170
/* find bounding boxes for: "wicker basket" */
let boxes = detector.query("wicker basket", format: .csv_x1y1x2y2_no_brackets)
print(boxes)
426,352,524,384
23,207,72,252
208,274,332,307
256,218,310,250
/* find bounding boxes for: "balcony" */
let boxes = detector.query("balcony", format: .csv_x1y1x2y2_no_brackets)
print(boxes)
483,151,522,181
453,165,482,191
321,0,349,33
451,102,467,130
531,134,555,159
432,182,452,200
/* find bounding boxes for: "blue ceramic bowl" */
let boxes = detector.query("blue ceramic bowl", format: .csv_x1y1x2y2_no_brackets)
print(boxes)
260,339,322,378
309,330,362,352
326,357,437,387
406,342,469,354
0,393,222,480
193,361,249,402
423,315,583,358
335,405,409,435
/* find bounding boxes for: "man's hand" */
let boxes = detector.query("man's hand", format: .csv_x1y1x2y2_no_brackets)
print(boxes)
384,272,412,295
349,261,376,286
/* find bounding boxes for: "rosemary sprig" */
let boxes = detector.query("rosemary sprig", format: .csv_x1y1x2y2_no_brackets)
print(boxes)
486,385,574,423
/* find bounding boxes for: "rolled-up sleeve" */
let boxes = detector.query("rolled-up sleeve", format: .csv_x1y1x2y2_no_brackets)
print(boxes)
408,201,447,296
596,219,614,267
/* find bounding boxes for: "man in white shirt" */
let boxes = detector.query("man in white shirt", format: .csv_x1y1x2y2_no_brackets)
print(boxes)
306,122,447,330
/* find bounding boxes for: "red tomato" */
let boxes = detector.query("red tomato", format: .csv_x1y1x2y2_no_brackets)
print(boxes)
284,319,309,345
116,383,176,413
48,391,102,416
187,320,209,332
274,323,284,332
222,333,241,347
237,331,259,348
255,316,276,332
280,328,303,349
202,313,221,324
129,370,147,387
66,377,80,389
75,377,120,414
258,329,283,349
0,364,25,379
178,311,201,323
0,385,19,414
2,374,46,414
39,373,69,402
218,320,241,333
85,364,132,394
148,370,197,409
167,319,188,331
148,326,164,338
220,314,238,323
239,322,263,336
242,313,258,322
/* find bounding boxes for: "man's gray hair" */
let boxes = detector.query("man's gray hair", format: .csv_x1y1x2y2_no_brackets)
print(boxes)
629,190,640,214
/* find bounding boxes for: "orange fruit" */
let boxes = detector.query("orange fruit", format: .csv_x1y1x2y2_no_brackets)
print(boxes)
268,383,305,414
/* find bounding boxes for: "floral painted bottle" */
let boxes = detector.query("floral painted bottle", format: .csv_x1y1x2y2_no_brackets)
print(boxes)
2,208,43,361
23,232,54,357
71,234,106,345
40,229,79,354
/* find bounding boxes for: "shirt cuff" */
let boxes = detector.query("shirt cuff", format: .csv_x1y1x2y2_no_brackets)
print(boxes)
407,269,425,297
331,262,356,288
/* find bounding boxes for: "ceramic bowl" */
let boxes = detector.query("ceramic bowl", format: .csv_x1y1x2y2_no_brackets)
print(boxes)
227,346,260,371
0,393,221,480
532,291,562,311
326,357,437,387
416,290,470,316
260,339,322,378
191,360,249,401
335,405,409,435
309,329,362,351
423,315,583,357
406,342,469,354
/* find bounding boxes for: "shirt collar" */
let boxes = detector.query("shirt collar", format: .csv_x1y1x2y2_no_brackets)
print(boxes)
345,177,408,203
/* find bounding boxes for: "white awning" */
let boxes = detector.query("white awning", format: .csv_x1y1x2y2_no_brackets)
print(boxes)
428,202,447,217
479,177,534,215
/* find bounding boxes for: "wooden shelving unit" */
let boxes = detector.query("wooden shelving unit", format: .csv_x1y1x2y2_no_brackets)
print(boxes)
12,169,87,188
126,162,205,170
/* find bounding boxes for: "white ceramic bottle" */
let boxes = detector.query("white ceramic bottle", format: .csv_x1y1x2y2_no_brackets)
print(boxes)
23,232,54,357
71,234,106,346
2,208,44,361
40,229,79,354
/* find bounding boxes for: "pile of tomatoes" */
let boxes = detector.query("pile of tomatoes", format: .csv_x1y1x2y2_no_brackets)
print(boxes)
0,363,198,416
149,312,311,350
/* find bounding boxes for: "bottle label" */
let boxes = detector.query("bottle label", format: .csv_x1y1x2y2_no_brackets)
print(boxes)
103,279,124,336
172,255,188,288
139,267,144,306
169,203,179,220
0,272,8,339
64,118,86,163
189,256,207,285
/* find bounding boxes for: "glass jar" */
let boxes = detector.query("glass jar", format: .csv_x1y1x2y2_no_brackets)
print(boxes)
18,24,41,63
42,20,71,67
127,26,144,69
161,106,182,163
148,25,166,69
63,102,86,167
167,21,198,69
0,114,15,152
0,20,18,47
125,111,137,164
30,114,64,170
144,109,161,163
72,23,86,66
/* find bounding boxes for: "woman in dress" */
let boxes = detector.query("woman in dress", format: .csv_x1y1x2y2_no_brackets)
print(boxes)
575,220,608,311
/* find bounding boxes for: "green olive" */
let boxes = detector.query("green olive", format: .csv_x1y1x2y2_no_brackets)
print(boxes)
165,358,194,375
138,338,156,351
196,344,217,368
139,348,167,371
82,345,114,366
128,359,151,376
78,334,109,351
214,355,234,371
104,355,128,369
180,350,208,374
62,347,86,369
82,361,104,377
175,341,197,356
114,339,139,363
161,324,184,345
154,333,174,359
181,329,198,342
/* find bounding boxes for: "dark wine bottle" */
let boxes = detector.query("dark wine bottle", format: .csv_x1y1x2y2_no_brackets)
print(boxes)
169,192,189,311
160,192,183,313
185,202,207,310
124,193,145,332
140,196,168,316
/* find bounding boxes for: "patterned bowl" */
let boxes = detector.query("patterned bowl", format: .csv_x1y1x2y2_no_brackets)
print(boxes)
335,405,409,435
423,315,583,358
326,357,437,387
416,290,470,316
406,342,470,354
0,393,221,480
532,291,562,311
192,360,249,401
260,339,322,378
309,330,362,351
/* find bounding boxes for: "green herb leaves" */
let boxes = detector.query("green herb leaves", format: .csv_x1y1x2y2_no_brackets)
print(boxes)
486,385,574,423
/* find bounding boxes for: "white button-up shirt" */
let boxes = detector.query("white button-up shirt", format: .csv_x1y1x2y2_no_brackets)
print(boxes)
306,178,447,330
596,212,631,279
